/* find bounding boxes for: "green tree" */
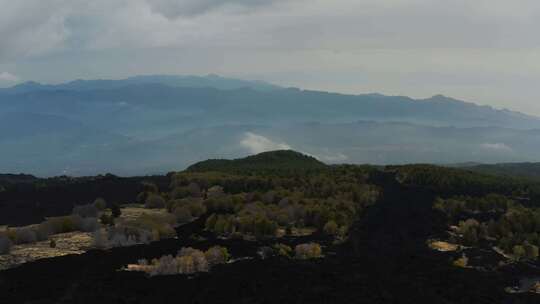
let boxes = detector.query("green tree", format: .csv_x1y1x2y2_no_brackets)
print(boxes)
323,220,339,235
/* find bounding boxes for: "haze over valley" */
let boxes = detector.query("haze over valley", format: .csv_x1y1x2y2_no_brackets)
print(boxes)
1,75,539,176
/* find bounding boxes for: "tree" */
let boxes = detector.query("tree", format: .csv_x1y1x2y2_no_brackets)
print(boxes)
524,242,539,260
205,246,229,265
93,198,107,211
174,207,193,224
0,235,12,254
145,194,166,209
513,245,526,260
323,220,339,235
205,214,217,231
100,214,115,226
72,204,98,218
295,243,322,259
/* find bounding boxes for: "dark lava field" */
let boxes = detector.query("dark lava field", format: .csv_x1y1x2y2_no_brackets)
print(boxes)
0,169,539,303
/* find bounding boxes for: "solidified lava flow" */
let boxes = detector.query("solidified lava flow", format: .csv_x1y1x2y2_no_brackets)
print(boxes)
0,166,539,303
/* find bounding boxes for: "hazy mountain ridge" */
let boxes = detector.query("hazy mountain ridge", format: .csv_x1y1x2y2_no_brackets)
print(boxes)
0,74,280,94
0,75,539,176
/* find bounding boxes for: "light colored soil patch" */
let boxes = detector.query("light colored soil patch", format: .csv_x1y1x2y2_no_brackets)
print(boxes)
117,207,169,223
0,232,92,270
291,227,317,237
428,240,460,252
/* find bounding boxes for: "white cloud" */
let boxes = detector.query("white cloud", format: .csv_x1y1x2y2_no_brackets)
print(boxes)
480,143,513,152
316,152,348,163
240,132,291,154
0,72,19,82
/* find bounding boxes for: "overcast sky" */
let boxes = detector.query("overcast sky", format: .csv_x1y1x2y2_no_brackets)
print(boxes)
1,0,539,115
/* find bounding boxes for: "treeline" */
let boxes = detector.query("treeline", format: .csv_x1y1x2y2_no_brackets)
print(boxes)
390,164,537,198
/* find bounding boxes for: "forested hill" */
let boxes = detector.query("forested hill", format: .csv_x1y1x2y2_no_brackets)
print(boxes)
186,150,326,173
464,163,540,181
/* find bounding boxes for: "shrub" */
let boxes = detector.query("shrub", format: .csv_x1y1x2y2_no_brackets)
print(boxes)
123,213,176,240
453,254,468,267
100,214,115,226
205,214,218,231
92,226,153,249
207,186,224,198
79,217,99,232
257,246,274,259
130,246,228,276
73,204,98,218
142,182,159,193
109,232,137,247
136,192,148,204
14,227,37,244
295,243,322,259
35,223,52,241
513,245,526,260
111,203,122,218
187,182,202,197
254,216,278,238
323,220,339,235
179,247,209,272
188,201,207,217
145,194,166,209
524,243,539,260
0,235,12,254
458,219,480,246
44,216,78,234
93,198,107,211
92,228,109,249
150,255,179,276
273,243,293,257
205,246,229,265
174,207,193,224
176,256,195,275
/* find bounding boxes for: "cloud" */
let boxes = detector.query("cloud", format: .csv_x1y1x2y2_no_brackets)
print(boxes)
0,72,19,82
1,0,540,114
480,143,513,152
316,152,348,163
0,1,70,60
146,0,283,18
240,132,291,154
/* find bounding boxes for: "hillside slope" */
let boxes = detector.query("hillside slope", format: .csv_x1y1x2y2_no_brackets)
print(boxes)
187,150,326,173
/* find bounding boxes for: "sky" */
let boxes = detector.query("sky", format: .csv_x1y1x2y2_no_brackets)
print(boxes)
1,0,539,115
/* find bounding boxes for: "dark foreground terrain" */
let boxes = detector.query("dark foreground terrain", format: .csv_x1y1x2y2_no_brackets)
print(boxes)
1,167,539,303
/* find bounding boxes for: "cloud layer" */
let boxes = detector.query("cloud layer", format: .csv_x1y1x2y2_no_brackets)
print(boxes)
0,72,19,82
147,0,282,18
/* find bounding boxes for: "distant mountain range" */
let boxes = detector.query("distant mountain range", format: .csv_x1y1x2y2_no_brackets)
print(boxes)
462,163,540,181
0,74,280,94
0,75,539,176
